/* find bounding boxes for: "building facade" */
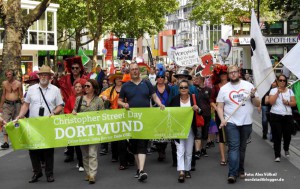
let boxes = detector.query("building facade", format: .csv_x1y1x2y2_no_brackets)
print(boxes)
231,12,300,74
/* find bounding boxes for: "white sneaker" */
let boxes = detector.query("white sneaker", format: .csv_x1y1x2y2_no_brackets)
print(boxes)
274,157,280,162
76,163,79,168
79,167,84,172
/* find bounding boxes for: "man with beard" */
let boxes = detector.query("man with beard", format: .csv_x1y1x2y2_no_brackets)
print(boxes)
0,69,23,149
15,65,64,183
216,65,260,184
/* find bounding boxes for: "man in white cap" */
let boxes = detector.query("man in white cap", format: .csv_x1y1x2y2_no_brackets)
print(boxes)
15,65,64,183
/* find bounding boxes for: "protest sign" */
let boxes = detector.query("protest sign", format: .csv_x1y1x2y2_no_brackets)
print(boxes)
173,46,200,66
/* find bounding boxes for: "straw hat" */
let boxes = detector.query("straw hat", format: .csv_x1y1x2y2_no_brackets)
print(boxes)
109,71,123,83
38,65,54,75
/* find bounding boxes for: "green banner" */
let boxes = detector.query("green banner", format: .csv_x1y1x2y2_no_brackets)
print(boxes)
6,107,193,150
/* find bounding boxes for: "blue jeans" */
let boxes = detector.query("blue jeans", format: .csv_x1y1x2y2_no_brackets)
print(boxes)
261,106,269,136
225,123,252,177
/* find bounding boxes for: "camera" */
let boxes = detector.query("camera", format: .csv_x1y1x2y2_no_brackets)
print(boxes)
39,107,45,116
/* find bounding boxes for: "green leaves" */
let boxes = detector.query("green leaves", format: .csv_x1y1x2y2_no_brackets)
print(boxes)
189,0,282,25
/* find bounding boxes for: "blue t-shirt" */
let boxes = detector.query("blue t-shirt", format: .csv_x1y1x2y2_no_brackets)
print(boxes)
119,80,154,107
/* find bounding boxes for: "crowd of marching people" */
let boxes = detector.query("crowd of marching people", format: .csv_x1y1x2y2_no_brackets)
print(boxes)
0,56,298,185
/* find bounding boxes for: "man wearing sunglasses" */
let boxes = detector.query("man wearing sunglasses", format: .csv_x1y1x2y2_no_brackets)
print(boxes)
53,56,89,162
54,56,89,104
216,65,260,184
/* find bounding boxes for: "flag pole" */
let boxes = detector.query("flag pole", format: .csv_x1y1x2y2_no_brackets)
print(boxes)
287,79,300,89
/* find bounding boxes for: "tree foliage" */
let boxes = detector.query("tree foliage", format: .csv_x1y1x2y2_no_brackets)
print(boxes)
112,0,179,38
55,0,91,53
84,0,178,66
269,0,300,13
189,0,279,25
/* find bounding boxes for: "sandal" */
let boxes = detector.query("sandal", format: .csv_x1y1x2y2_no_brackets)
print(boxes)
178,173,185,183
185,171,191,178
119,165,127,170
220,161,227,166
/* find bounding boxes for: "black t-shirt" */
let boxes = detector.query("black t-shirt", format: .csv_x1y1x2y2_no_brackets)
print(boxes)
196,85,212,117
119,80,154,107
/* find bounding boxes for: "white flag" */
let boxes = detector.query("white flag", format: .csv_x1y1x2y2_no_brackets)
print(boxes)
250,9,276,99
281,42,300,79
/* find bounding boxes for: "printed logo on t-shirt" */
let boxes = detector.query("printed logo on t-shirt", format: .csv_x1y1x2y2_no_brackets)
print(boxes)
229,89,246,106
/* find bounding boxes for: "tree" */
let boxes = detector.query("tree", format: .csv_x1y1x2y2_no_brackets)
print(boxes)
112,0,178,38
86,0,178,67
0,0,51,81
189,0,279,25
56,0,92,53
269,0,300,13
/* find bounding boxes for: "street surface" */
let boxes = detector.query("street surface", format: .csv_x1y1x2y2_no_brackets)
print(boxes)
1,110,300,189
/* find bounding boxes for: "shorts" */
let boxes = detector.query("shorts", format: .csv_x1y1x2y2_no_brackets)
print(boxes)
128,139,149,154
2,101,21,134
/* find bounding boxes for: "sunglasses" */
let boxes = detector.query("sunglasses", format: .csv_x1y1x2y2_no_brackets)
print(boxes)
278,79,286,82
84,85,91,88
179,86,189,90
157,76,164,79
72,67,80,70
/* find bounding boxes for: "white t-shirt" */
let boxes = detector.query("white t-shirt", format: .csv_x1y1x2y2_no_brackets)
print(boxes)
148,74,157,86
180,98,191,107
270,88,294,115
216,80,257,126
25,83,64,118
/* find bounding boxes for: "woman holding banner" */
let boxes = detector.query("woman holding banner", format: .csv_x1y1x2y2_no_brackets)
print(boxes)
269,74,296,162
169,79,200,183
100,72,134,170
73,79,104,184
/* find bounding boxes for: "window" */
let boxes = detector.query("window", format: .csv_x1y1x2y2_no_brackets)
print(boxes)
242,23,250,35
39,33,46,45
287,21,300,35
27,10,55,46
269,21,284,35
38,13,46,31
29,32,37,44
47,33,54,45
209,25,221,50
47,12,54,31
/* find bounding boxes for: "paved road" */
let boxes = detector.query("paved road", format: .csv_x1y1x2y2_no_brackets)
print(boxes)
1,112,300,189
